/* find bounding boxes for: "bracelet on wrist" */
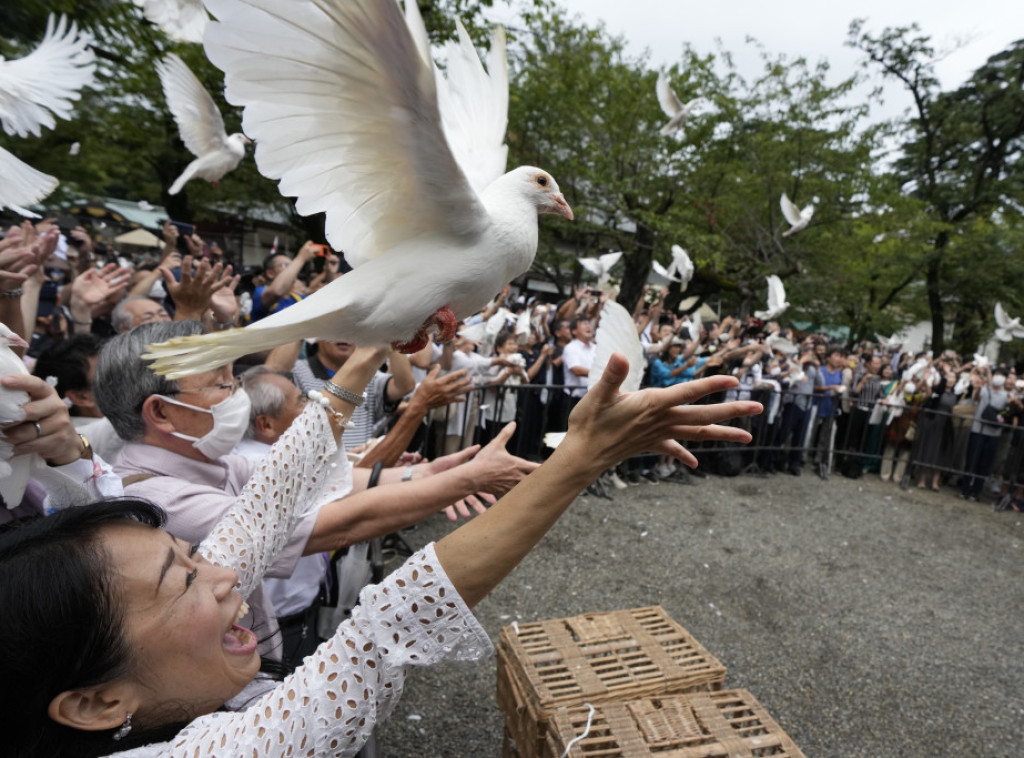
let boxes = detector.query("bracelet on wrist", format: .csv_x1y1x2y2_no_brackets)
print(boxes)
306,390,354,428
0,287,23,299
322,381,366,406
401,464,415,482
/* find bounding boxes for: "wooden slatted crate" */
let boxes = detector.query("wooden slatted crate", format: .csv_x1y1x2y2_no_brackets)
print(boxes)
497,606,726,757
542,688,806,757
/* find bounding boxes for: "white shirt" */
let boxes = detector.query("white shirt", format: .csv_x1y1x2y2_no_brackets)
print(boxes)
562,339,596,397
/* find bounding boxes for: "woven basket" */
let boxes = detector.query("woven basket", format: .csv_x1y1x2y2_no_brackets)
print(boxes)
497,606,726,756
542,688,806,757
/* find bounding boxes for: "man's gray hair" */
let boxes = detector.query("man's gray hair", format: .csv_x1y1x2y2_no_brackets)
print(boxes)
110,295,155,334
94,320,205,442
239,366,293,440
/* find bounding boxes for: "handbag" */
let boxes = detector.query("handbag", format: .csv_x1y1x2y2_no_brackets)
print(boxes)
980,404,1002,425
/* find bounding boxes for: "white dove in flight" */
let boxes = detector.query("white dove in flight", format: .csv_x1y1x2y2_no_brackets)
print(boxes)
0,14,95,215
133,0,208,44
156,53,250,195
687,311,703,343
754,275,790,320
668,244,695,289
0,14,96,139
143,0,572,378
656,72,700,136
0,147,57,218
780,193,814,237
579,252,623,284
0,323,36,507
544,300,644,449
994,302,1024,342
875,333,902,351
650,259,678,286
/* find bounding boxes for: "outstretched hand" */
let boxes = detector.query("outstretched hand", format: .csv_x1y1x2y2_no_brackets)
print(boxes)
560,353,760,476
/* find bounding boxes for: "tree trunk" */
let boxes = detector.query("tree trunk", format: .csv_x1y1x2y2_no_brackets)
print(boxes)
926,233,948,353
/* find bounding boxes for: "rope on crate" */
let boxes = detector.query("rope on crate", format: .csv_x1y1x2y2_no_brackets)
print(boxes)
557,703,595,758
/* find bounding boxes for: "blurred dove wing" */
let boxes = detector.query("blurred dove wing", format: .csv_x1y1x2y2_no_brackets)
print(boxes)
0,147,57,216
779,193,803,226
133,0,208,44
0,331,34,506
486,307,511,335
656,71,682,119
994,302,1009,328
767,275,787,312
651,260,679,283
588,300,645,392
0,14,96,138
458,321,488,342
203,0,489,268
156,53,230,159
669,245,694,282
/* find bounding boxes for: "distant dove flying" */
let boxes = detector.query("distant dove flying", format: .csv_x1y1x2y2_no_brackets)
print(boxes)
780,193,814,237
994,302,1024,342
579,252,623,284
656,72,700,136
669,244,695,289
156,53,250,195
143,0,572,378
754,275,790,321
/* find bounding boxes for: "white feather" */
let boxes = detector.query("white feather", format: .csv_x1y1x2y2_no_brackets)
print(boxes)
588,300,645,393
650,260,679,284
687,312,702,343
156,53,248,195
754,275,790,321
656,72,700,136
780,193,814,237
0,146,57,217
0,14,96,139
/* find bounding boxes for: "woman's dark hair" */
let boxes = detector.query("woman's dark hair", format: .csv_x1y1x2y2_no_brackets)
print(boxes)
0,499,179,757
31,334,106,414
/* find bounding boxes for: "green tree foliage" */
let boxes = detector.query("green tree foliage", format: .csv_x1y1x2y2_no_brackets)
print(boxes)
850,22,1024,352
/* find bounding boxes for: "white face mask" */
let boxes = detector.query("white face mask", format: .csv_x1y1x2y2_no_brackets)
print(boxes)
904,382,916,395
992,375,1006,388
159,388,251,459
770,366,781,376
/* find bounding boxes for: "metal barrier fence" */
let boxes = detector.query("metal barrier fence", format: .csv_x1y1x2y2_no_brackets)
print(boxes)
410,383,1024,506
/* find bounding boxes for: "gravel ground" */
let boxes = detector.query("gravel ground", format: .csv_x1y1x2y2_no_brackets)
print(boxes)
375,468,1024,757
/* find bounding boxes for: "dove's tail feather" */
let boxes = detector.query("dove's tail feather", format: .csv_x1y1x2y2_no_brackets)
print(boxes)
144,323,304,379
168,161,200,195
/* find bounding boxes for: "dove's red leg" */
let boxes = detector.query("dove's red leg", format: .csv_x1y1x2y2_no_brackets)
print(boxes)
391,328,430,354
431,306,457,342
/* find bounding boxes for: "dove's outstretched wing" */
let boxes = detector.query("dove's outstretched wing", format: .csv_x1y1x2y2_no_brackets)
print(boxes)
755,275,789,320
133,0,208,44
588,301,645,392
0,14,96,139
0,147,57,217
402,2,508,198
204,0,490,268
995,302,1010,328
687,312,703,343
650,260,679,284
156,54,231,160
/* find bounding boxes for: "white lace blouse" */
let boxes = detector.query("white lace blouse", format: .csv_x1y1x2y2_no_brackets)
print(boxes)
108,404,493,757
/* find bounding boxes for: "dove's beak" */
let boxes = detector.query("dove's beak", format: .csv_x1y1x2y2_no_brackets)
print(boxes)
7,333,29,350
545,193,573,221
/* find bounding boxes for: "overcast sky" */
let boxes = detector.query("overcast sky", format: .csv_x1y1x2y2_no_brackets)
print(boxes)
532,1,1024,119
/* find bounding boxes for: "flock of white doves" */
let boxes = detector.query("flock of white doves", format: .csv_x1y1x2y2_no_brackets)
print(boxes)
0,0,820,380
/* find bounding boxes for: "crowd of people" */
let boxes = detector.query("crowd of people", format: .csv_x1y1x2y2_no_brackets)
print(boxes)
0,212,1015,757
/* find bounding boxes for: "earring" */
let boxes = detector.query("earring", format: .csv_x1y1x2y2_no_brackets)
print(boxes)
113,711,133,741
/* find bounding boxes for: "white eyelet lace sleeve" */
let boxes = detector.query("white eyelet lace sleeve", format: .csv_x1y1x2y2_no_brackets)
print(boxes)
108,543,493,758
196,403,337,597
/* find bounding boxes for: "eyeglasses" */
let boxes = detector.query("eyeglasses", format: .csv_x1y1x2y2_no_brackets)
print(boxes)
165,378,239,396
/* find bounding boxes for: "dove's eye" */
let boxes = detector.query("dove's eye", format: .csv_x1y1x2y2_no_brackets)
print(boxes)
536,175,548,187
